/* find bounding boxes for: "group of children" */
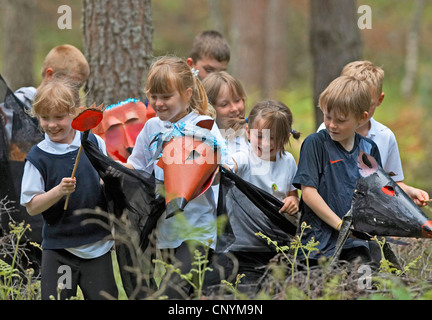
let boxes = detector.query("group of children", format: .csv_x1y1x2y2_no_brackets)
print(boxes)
5,30,428,299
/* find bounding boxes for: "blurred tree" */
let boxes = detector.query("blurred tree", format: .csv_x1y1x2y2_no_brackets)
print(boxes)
230,0,266,97
1,0,35,90
263,0,289,99
230,0,288,100
82,0,153,106
401,0,425,99
207,0,224,34
310,0,362,129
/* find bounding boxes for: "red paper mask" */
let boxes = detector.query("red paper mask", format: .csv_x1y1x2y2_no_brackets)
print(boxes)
93,99,156,162
156,120,220,218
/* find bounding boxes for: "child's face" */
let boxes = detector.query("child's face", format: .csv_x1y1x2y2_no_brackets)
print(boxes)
148,88,192,123
39,110,75,144
190,56,228,79
248,119,278,161
214,83,245,129
323,108,367,149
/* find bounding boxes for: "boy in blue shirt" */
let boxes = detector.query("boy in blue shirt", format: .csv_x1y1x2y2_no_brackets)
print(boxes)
293,75,382,264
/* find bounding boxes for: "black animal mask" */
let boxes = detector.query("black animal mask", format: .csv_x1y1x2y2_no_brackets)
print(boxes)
352,151,432,238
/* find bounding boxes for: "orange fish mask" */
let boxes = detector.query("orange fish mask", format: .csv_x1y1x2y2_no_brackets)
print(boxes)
154,119,222,218
93,99,156,162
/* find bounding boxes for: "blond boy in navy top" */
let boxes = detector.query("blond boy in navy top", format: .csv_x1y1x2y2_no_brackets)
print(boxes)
318,60,429,206
294,76,381,263
21,80,117,300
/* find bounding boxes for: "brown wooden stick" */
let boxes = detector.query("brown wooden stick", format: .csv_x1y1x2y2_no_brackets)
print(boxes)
63,144,83,210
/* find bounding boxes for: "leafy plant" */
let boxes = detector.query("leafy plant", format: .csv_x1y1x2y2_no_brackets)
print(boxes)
221,273,246,300
152,240,213,299
256,222,319,287
0,221,40,300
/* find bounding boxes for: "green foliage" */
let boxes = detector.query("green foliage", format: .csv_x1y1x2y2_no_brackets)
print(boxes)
152,240,213,300
3,207,432,300
221,273,247,300
0,222,40,300
256,221,319,289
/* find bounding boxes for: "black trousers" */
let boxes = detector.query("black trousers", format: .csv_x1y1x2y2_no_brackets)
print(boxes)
41,248,118,300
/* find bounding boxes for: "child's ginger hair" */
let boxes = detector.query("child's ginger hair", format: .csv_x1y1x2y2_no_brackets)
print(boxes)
40,44,90,88
145,56,212,117
319,75,371,120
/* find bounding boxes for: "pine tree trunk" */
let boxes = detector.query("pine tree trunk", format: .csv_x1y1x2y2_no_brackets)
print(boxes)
310,0,362,129
401,0,425,99
230,0,267,96
82,0,153,106
263,0,288,99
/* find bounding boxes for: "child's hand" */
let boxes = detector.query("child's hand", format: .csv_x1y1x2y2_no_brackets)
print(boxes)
279,196,299,215
397,182,430,207
412,188,429,207
58,177,76,196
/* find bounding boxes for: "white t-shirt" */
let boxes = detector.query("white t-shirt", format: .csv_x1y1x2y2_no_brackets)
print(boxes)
317,118,404,181
20,131,113,259
232,150,297,201
225,130,249,156
226,150,298,251
128,111,228,249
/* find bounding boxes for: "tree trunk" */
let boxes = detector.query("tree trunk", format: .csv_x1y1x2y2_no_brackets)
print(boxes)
82,0,153,106
310,0,362,129
1,0,35,91
207,0,225,35
230,0,267,97
263,0,288,99
401,0,425,99
230,0,288,100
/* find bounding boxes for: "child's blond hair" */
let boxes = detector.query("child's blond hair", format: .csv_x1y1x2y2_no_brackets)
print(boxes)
41,44,90,88
32,79,80,117
341,60,384,99
203,70,247,114
145,56,211,117
319,75,371,120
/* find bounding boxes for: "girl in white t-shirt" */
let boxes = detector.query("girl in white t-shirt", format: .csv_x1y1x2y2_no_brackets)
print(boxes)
125,56,227,298
231,100,301,218
206,100,301,287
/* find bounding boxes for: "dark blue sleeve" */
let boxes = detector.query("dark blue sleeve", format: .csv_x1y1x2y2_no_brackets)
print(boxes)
361,136,382,168
370,141,382,168
293,133,326,190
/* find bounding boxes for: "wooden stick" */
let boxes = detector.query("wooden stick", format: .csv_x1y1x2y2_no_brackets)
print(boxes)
63,144,83,210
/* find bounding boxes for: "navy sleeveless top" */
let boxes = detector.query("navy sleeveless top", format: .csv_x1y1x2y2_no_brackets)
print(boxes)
25,133,110,249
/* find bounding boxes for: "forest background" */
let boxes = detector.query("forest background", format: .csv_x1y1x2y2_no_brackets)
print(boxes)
1,0,432,202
